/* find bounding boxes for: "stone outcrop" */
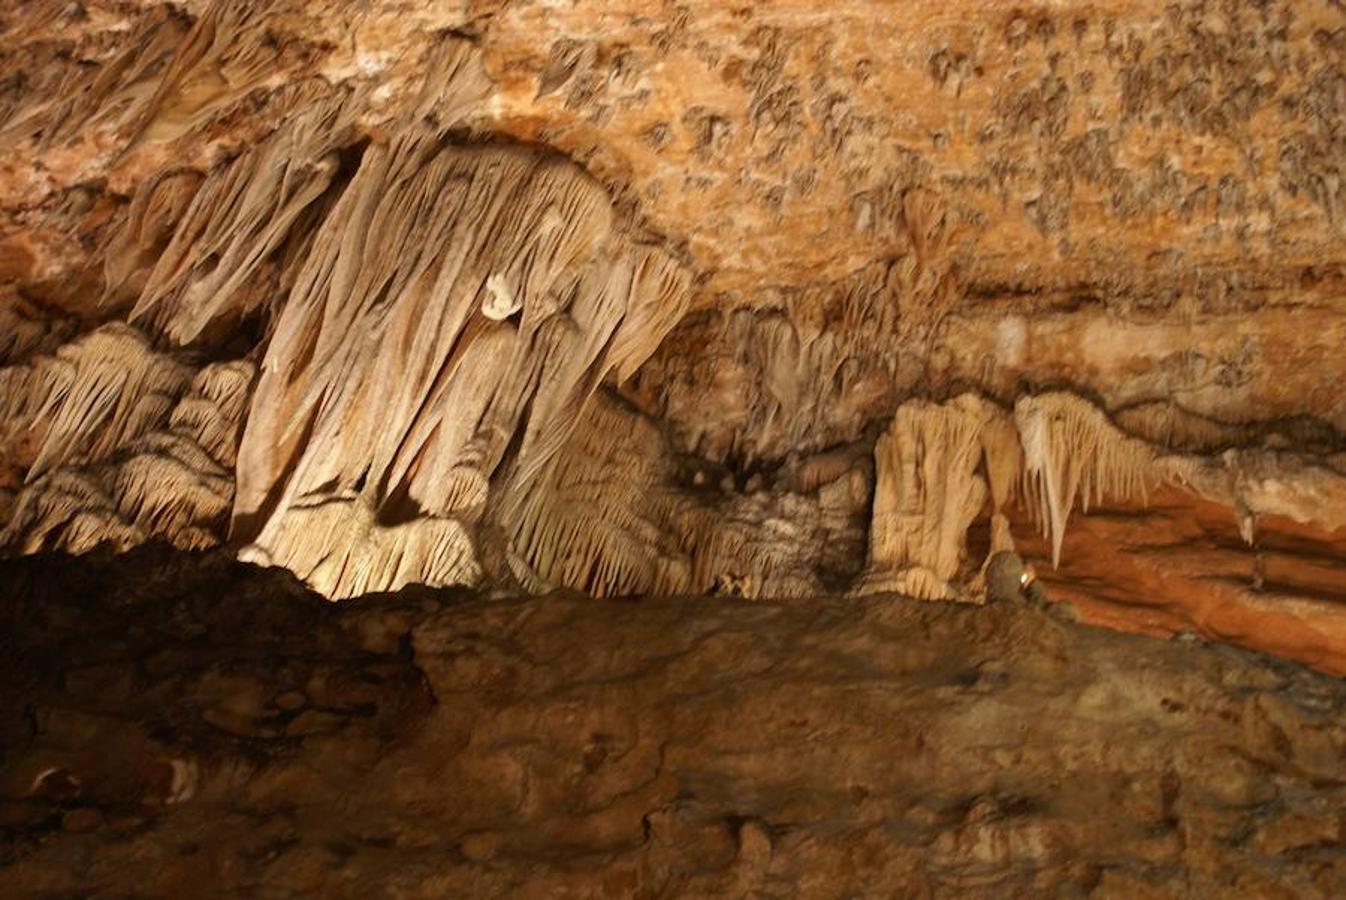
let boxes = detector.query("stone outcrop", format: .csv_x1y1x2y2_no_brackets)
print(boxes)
4,549,1346,897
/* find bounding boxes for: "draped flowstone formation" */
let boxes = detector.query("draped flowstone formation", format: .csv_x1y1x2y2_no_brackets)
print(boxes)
230,141,690,598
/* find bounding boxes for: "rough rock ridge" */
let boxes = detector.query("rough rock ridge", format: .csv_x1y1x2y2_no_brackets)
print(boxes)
5,548,1346,897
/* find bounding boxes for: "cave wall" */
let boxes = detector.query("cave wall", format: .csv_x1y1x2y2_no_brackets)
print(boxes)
3,0,1346,670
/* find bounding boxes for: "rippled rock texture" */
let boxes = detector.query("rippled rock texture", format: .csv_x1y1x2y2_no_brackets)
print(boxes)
3,548,1346,897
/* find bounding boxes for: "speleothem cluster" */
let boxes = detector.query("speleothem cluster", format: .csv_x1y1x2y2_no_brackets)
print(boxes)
3,0,1346,672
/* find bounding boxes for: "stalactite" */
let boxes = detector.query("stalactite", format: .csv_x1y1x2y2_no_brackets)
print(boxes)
1015,393,1158,568
2,21,700,599
103,169,206,308
1,345,254,556
0,289,72,366
112,437,234,544
980,409,1023,557
124,86,358,344
504,396,691,597
503,395,861,600
123,0,301,147
1,470,144,555
857,389,1155,599
0,324,193,481
238,498,482,600
0,5,190,149
228,129,691,596
855,390,1346,604
1,0,308,168
633,247,961,472
168,361,257,468
0,0,1343,652
1162,449,1346,541
235,139,602,544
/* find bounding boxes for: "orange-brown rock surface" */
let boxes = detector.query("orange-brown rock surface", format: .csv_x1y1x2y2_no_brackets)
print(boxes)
3,0,1346,667
5,548,1346,897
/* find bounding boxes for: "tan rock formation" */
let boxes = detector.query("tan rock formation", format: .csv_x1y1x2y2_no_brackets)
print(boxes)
858,394,1015,601
1,334,252,554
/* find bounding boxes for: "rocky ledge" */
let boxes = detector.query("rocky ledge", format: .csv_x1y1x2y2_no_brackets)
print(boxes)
3,547,1346,897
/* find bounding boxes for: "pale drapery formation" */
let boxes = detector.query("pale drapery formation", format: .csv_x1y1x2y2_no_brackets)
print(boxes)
0,10,696,598
120,86,358,343
0,324,193,482
858,391,1346,602
503,396,693,597
230,140,691,598
501,394,867,599
857,394,1018,601
857,391,1164,600
0,0,301,164
0,2,704,597
7,0,1346,623
1,333,254,554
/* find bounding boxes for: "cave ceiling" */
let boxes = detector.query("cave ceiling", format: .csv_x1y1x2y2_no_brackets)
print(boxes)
3,0,1346,671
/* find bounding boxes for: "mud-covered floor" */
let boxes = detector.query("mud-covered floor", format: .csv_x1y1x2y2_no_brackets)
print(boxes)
2,547,1346,898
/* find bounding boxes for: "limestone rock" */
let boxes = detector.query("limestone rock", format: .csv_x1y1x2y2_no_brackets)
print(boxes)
1,549,1346,896
3,0,1346,674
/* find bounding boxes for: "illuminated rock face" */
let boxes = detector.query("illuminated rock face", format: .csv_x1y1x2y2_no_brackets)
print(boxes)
3,0,1346,670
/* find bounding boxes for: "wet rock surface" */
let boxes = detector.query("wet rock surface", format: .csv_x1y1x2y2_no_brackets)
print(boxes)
3,547,1346,897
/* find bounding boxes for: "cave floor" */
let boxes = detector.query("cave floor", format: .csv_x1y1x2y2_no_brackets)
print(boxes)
2,547,1346,898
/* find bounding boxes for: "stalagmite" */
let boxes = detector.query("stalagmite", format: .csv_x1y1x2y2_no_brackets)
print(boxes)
858,394,1016,601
